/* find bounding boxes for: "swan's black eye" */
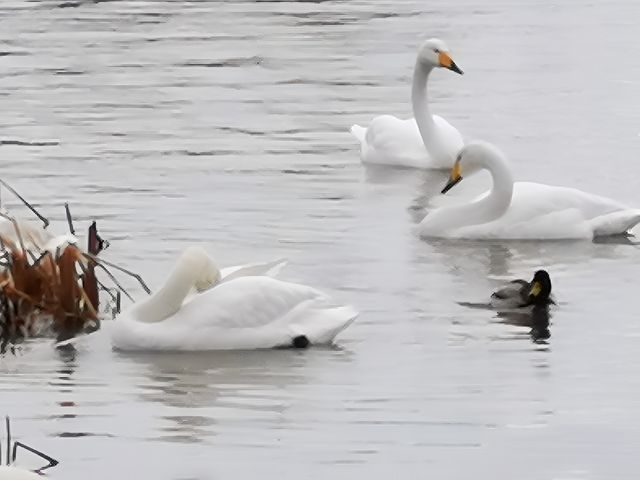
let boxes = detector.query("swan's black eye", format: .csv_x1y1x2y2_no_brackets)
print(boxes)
433,48,440,54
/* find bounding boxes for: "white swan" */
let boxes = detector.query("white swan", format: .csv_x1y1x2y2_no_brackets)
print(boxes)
110,247,357,351
179,255,287,306
0,216,77,254
0,417,57,480
419,141,640,240
0,466,43,480
351,38,464,169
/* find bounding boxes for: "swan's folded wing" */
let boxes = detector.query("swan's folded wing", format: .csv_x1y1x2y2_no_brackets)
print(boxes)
510,183,629,220
180,277,325,329
220,258,288,282
183,276,356,341
454,208,592,240
358,116,431,167
457,182,634,240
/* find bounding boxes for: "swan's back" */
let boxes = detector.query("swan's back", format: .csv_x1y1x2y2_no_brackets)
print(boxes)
181,276,323,329
353,115,462,168
510,182,627,219
453,182,639,239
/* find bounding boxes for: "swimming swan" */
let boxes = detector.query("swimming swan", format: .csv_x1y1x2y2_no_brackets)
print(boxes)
419,141,640,239
491,270,554,309
351,38,464,169
110,247,357,351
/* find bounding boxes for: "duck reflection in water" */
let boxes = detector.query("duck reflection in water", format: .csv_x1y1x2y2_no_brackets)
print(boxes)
496,305,551,343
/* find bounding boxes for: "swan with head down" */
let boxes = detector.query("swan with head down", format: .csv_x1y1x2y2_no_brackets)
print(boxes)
351,38,464,169
419,141,640,239
110,247,357,351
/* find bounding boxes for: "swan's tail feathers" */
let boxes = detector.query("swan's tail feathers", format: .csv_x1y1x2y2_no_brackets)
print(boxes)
220,258,288,282
290,304,358,345
592,210,640,237
350,124,367,143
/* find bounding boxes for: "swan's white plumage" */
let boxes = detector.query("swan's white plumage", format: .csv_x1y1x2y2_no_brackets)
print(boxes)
111,249,356,351
0,217,78,254
351,38,464,169
352,115,463,169
219,258,287,283
181,256,287,305
419,141,640,240
0,466,42,480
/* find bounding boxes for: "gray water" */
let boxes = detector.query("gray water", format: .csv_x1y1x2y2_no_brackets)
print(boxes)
1,0,640,478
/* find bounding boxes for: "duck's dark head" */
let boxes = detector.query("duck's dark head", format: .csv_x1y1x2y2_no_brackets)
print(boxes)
528,270,552,305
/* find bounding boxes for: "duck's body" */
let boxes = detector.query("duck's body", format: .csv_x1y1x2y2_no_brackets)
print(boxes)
419,141,640,240
351,38,464,169
490,279,532,309
111,247,356,351
491,270,553,309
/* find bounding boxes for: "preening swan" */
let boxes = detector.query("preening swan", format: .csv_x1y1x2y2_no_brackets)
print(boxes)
179,254,287,306
110,247,357,351
351,38,464,169
419,141,640,239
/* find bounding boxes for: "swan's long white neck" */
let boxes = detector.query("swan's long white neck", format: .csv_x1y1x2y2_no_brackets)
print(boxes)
129,257,200,323
412,61,448,163
466,156,514,224
424,152,514,233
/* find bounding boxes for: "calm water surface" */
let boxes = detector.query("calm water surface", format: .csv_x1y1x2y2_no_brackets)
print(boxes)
2,1,640,479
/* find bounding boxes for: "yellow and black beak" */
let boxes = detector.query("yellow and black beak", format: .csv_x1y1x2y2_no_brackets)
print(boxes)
439,52,463,75
529,281,542,298
441,161,463,194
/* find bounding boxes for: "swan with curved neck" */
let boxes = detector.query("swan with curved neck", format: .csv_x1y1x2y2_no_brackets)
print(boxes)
111,247,356,351
351,38,464,169
129,246,220,324
419,141,640,239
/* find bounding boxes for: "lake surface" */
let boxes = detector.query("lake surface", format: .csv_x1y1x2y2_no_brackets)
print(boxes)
2,0,640,478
